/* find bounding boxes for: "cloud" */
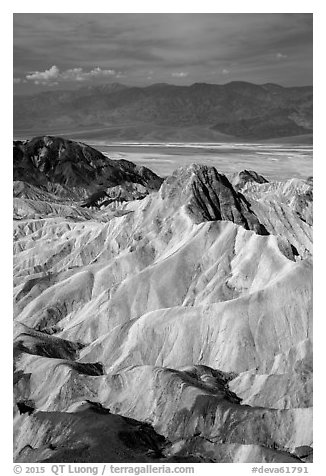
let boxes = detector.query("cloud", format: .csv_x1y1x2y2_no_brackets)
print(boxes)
171,71,189,78
13,78,21,84
34,80,58,86
80,66,117,79
25,65,118,84
26,65,59,83
276,52,288,59
222,69,230,75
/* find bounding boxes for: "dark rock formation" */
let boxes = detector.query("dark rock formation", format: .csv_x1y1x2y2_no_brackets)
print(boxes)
230,170,269,191
161,164,268,234
13,136,163,198
16,401,35,415
81,183,148,209
14,409,171,463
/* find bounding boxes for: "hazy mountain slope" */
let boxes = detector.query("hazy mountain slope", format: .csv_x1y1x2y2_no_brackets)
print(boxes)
13,139,313,463
14,82,312,140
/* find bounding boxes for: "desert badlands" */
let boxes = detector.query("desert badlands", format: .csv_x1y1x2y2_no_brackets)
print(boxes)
13,136,313,463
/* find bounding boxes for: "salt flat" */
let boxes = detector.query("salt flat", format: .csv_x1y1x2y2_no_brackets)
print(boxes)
93,143,313,180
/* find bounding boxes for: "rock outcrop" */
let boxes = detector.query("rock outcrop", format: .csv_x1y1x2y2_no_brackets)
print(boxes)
14,407,176,463
230,169,269,191
160,164,268,234
14,136,163,199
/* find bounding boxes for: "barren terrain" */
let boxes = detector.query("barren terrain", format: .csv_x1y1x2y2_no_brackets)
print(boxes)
13,136,313,463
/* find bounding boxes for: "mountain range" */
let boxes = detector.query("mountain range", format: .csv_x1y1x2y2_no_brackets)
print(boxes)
13,137,313,463
13,82,313,142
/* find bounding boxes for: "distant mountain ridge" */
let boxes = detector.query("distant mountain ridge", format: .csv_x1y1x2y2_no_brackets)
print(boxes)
14,81,312,141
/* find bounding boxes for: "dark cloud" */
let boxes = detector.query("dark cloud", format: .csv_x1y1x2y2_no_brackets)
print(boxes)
13,13,312,93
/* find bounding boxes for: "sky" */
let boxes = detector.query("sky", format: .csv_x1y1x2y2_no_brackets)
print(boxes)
13,13,313,94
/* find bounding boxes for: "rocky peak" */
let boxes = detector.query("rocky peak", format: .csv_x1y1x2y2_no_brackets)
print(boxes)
13,136,163,198
160,164,268,234
230,169,269,191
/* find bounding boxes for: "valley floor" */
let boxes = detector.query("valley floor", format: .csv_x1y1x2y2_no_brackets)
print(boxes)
96,143,312,180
